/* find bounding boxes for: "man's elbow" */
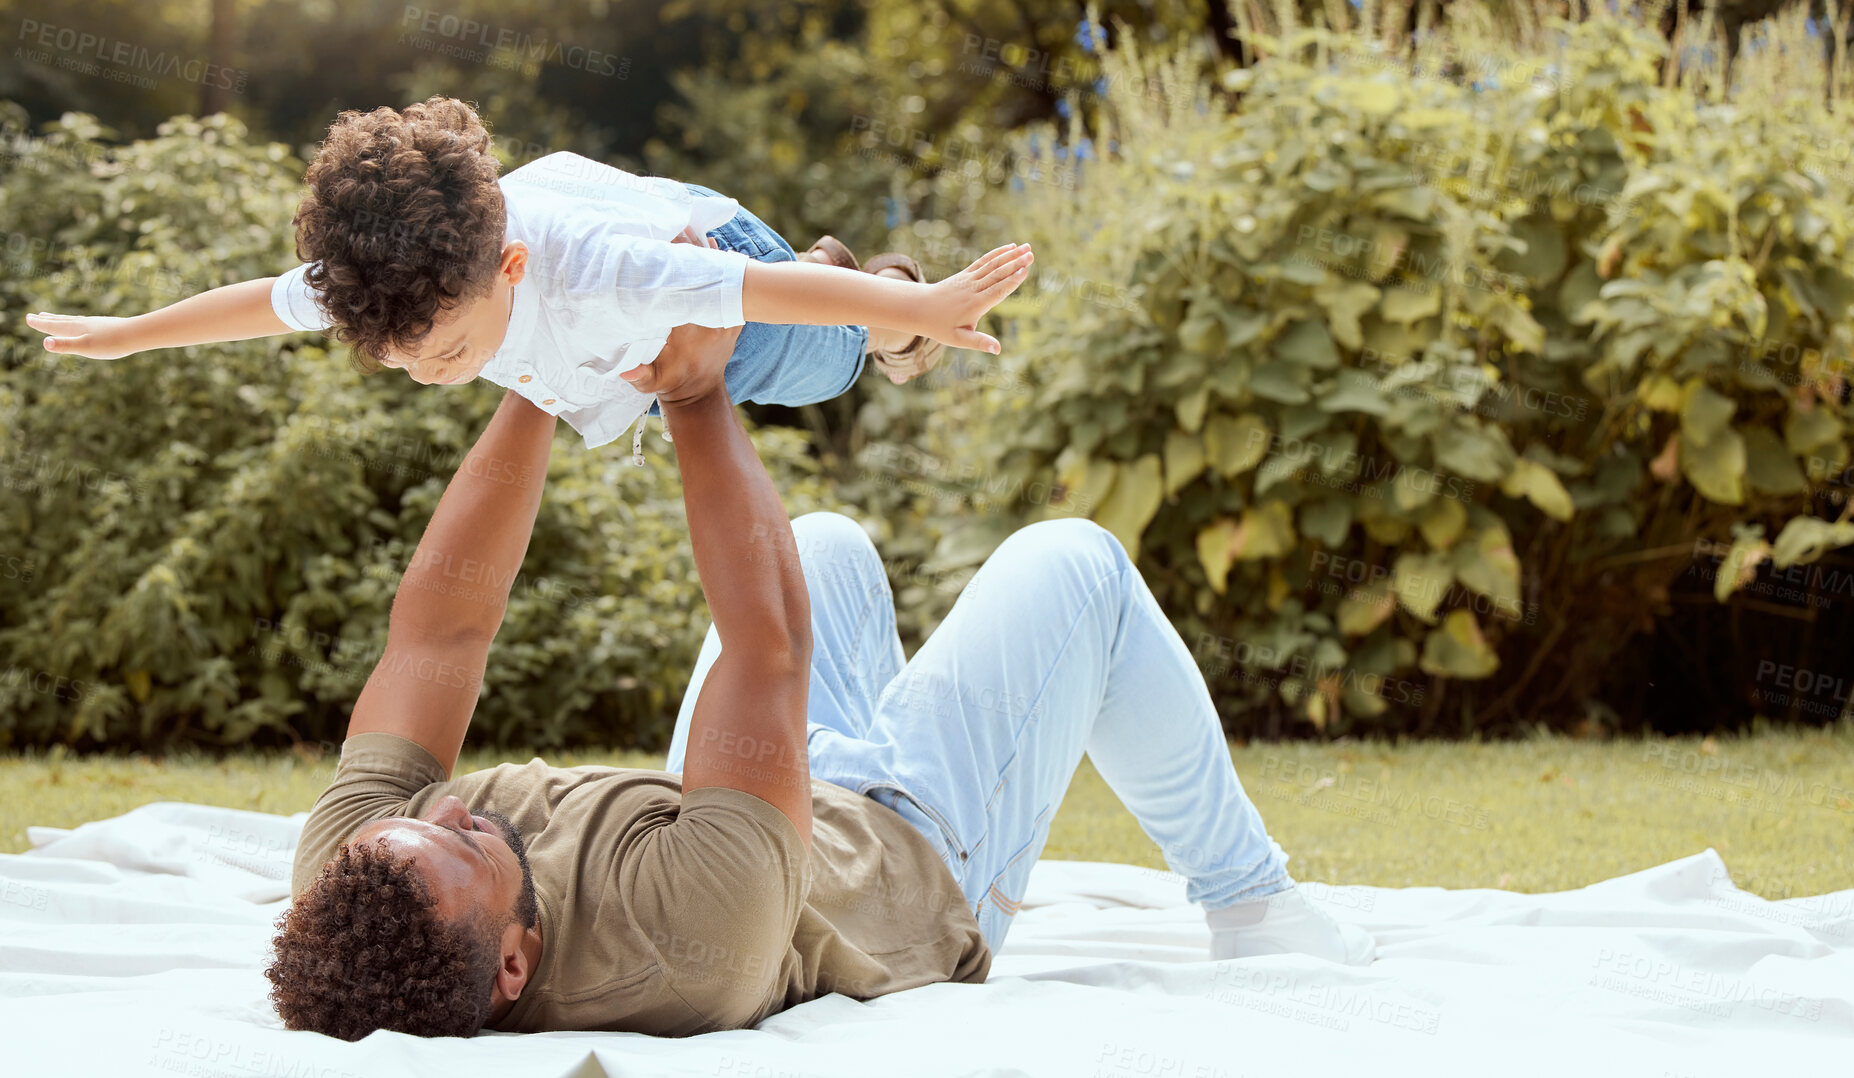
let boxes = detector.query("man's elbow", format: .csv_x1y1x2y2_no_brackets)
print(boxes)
747,613,811,680
755,633,811,680
386,593,504,650
780,595,813,669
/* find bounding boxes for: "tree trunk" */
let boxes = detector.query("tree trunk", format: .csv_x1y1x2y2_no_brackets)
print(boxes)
201,0,236,117
1205,0,1245,63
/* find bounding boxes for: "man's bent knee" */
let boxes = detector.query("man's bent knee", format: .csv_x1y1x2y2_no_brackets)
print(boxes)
792,511,875,551
791,512,883,580
989,518,1129,577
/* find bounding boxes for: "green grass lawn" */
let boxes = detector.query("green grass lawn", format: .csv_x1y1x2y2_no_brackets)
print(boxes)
4,728,1850,898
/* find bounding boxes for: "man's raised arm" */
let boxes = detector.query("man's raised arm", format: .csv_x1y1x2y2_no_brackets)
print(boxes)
658,324,814,846
345,390,556,775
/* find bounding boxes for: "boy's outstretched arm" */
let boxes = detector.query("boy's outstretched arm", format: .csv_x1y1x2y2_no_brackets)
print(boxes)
740,242,1033,355
25,277,293,360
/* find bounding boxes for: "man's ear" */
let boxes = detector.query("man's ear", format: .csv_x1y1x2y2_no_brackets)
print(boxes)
492,920,533,1003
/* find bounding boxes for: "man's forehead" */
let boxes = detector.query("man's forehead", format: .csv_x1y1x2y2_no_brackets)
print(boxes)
353,814,426,838
349,815,452,856
345,818,480,910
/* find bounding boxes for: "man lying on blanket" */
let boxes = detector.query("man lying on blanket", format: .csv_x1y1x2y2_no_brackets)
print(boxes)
273,322,1374,1041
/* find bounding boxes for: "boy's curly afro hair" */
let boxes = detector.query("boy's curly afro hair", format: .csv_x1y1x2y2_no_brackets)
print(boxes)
292,95,506,372
266,838,501,1040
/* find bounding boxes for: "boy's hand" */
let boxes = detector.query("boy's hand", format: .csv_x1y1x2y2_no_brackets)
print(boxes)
918,243,1034,354
24,312,141,360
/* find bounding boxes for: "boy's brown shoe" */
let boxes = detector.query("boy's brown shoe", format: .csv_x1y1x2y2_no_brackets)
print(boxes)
863,253,945,385
796,235,860,271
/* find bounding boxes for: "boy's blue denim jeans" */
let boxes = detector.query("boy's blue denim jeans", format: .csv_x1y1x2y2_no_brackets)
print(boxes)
666,513,1293,954
645,184,867,418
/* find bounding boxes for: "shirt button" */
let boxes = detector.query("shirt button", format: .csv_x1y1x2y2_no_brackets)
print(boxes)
519,375,532,384
542,399,556,406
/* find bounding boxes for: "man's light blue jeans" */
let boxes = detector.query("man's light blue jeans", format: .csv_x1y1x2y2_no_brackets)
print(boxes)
666,513,1291,953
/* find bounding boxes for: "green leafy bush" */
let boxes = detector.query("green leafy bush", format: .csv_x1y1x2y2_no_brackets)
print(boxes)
0,106,836,752
954,11,1854,736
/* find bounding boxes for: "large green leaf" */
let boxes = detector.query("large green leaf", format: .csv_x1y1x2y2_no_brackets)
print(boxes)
1678,428,1746,505
1163,430,1207,495
1196,501,1297,594
1280,403,1331,441
1231,501,1297,561
1418,497,1468,548
1314,280,1381,351
1451,525,1522,609
1380,285,1442,325
1205,414,1271,476
1392,551,1454,623
1770,516,1854,568
1177,313,1225,356
1176,385,1211,432
1500,215,1569,283
1300,498,1355,547
1419,611,1501,679
1640,374,1683,412
1679,382,1737,447
1712,528,1770,602
1784,408,1841,454
1056,455,1122,517
1392,467,1438,510
1254,453,1305,495
1432,420,1516,483
1250,361,1313,404
1742,427,1808,496
1338,579,1396,636
1197,518,1239,595
1223,309,1270,347
1489,301,1547,354
1094,455,1164,554
1318,368,1394,416
1274,320,1341,370
1499,457,1575,521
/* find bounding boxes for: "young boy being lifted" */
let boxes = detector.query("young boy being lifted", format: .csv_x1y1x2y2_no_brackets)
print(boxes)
25,96,1033,462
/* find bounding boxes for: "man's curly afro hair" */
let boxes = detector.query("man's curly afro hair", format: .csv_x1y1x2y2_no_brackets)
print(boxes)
266,838,501,1040
292,95,507,372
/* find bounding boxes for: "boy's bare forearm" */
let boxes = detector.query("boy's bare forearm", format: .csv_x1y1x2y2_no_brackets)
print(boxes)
738,242,1031,355
127,277,295,350
740,260,922,332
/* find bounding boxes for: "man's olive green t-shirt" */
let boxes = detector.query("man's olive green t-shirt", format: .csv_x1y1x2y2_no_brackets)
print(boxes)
289,733,990,1036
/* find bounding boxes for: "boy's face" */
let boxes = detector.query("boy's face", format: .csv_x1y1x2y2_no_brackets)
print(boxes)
379,242,528,385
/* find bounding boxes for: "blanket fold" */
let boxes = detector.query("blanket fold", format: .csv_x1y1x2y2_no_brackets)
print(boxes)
2,802,1846,1076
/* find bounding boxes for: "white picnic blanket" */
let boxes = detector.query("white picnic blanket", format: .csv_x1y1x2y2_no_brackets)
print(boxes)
1,802,1848,1077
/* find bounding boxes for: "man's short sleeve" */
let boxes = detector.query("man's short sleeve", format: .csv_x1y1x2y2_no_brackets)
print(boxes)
289,732,448,897
271,263,334,332
619,786,809,1030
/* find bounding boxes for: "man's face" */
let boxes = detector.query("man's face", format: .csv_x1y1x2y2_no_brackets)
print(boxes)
347,794,539,932
378,242,528,387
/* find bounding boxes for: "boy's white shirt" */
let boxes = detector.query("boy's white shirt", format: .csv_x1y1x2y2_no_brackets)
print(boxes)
271,151,750,448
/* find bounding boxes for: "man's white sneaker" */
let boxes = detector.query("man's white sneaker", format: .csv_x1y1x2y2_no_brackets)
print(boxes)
1207,884,1377,965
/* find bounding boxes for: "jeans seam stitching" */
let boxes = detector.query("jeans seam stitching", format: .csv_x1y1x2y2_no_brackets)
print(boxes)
999,558,1127,752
